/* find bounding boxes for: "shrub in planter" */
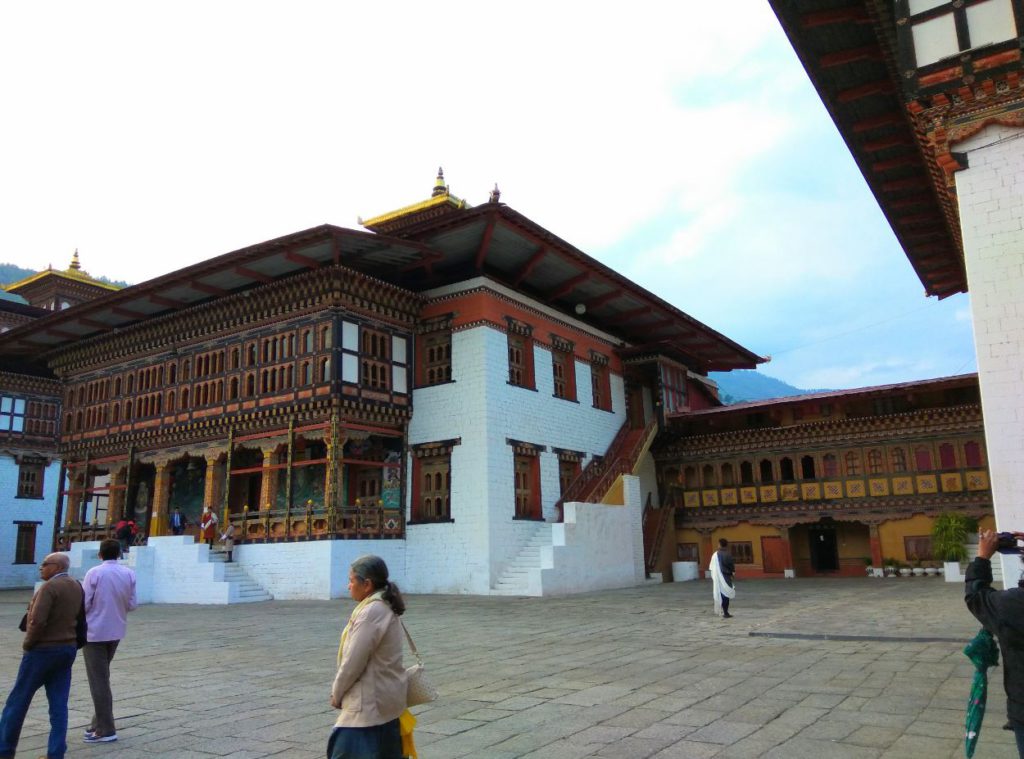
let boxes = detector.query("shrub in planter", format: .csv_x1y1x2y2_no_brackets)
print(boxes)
932,512,970,563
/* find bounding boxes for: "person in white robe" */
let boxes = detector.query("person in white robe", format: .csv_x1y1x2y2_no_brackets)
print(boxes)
709,538,736,618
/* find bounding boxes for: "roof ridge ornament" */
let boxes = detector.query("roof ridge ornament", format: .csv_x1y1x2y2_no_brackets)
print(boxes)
431,167,448,197
489,183,501,203
69,249,81,271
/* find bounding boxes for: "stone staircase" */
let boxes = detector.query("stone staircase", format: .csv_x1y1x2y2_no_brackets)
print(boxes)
492,524,552,596
208,552,274,602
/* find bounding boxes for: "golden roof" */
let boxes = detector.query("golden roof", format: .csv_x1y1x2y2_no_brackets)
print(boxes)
360,168,470,232
4,250,121,294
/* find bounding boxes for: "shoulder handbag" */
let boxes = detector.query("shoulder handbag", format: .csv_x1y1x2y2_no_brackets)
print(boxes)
401,620,439,707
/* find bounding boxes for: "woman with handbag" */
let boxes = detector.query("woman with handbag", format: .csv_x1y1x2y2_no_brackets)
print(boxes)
329,555,411,759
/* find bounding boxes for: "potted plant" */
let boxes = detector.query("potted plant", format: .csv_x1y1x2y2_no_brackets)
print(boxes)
924,561,938,577
911,556,925,576
863,556,874,576
899,563,913,577
932,511,970,582
884,557,898,577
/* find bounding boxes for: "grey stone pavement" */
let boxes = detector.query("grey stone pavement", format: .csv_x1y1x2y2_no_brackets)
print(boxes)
0,576,1018,759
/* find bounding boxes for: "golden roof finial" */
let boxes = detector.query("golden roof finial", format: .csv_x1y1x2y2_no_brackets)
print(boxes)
69,249,81,271
432,167,448,198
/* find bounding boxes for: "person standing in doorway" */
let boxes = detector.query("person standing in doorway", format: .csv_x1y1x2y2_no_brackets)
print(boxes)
199,507,218,548
219,522,235,563
709,538,736,618
0,552,82,759
170,507,187,536
82,539,137,744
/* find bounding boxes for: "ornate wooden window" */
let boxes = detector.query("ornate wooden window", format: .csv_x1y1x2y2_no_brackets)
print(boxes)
677,543,699,562
245,374,255,396
867,449,884,475
780,457,795,482
550,335,576,401
939,442,957,469
411,439,459,523
14,523,37,564
506,319,535,389
246,344,257,367
228,378,238,400
964,440,983,467
721,463,735,487
558,454,582,497
801,456,816,479
302,330,313,353
302,362,312,385
320,325,332,350
0,396,26,433
17,459,44,499
904,535,933,562
421,330,452,386
740,461,754,485
589,351,612,411
229,348,239,370
730,542,754,564
915,446,933,471
890,447,908,472
823,454,838,477
510,440,543,520
844,451,862,476
660,362,688,414
684,466,699,488
759,459,774,483
320,358,331,383
702,464,717,487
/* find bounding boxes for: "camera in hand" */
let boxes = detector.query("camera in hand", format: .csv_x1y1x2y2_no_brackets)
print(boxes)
995,532,1023,554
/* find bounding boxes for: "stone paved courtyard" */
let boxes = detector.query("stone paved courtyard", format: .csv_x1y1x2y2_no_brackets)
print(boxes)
0,576,1017,758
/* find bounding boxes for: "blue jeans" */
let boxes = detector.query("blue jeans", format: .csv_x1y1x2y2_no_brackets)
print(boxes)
0,645,77,759
327,718,403,759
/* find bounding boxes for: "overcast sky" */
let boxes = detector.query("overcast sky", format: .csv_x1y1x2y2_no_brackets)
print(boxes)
0,1,976,390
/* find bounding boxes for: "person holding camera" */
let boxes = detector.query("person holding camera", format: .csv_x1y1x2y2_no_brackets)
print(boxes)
965,528,1024,756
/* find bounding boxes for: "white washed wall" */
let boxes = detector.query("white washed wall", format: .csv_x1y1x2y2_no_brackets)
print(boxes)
0,457,62,588
955,123,1024,586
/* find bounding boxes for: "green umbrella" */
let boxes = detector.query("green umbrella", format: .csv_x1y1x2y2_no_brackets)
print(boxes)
963,628,1000,758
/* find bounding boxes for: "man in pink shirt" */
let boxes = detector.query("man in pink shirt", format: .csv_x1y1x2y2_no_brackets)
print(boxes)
82,539,138,744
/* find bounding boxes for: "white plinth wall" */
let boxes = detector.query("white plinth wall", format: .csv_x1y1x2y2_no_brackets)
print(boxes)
955,122,1024,587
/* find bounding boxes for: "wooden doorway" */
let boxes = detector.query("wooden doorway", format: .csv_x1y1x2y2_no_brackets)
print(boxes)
809,525,839,572
761,536,788,573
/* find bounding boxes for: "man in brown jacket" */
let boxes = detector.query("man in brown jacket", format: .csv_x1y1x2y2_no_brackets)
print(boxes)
0,552,82,759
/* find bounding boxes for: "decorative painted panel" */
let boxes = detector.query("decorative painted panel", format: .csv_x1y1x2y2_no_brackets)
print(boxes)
916,474,938,493
740,487,758,504
893,476,914,495
759,485,778,503
823,481,843,499
966,470,990,491
702,490,719,507
684,491,700,508
941,473,963,492
846,480,866,498
869,478,890,496
780,484,799,501
720,488,738,506
801,483,821,500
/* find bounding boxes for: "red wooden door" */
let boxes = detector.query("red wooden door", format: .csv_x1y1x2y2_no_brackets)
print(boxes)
762,536,787,573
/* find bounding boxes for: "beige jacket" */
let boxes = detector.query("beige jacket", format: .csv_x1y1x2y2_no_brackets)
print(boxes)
331,599,407,727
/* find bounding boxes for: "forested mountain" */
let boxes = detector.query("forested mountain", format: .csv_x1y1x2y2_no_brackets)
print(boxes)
710,370,820,405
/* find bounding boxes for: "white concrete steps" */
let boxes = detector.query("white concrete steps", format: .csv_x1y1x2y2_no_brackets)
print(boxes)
209,552,274,602
492,526,552,596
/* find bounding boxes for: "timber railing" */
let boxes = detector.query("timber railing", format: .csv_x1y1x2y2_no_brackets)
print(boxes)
555,419,658,521
642,491,674,575
228,502,405,542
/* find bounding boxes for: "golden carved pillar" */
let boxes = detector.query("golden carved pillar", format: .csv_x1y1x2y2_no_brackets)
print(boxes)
151,461,172,537
65,468,85,528
258,446,278,510
108,469,127,526
203,454,221,510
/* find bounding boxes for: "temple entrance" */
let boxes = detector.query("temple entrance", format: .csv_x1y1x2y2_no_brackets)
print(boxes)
127,463,155,538
808,524,839,572
229,447,263,513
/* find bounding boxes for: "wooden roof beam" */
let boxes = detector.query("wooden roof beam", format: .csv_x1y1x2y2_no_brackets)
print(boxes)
852,112,904,133
820,44,883,69
871,154,920,172
235,266,274,284
47,327,79,340
546,272,590,301
473,215,497,271
862,134,913,152
78,317,109,330
399,251,443,274
881,177,924,193
285,250,321,269
189,281,227,296
889,193,934,209
617,306,653,323
586,289,624,309
111,306,146,319
149,294,186,309
512,247,547,286
837,80,896,103
801,6,868,29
